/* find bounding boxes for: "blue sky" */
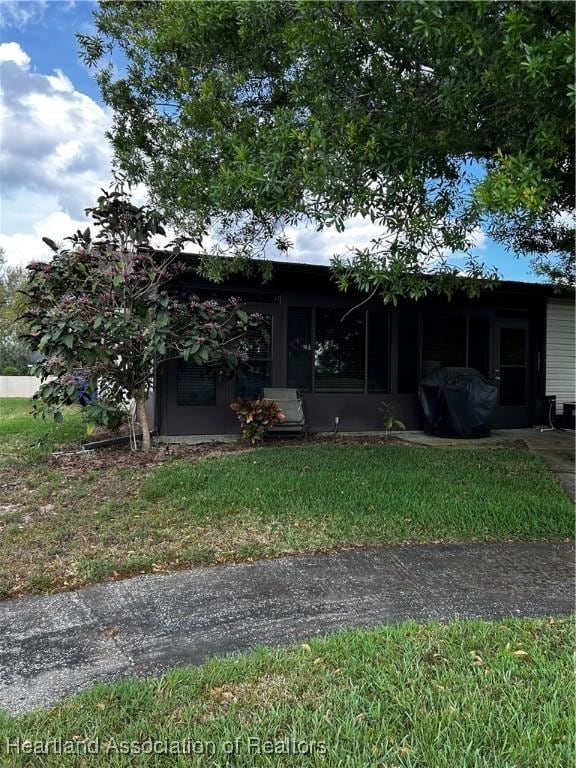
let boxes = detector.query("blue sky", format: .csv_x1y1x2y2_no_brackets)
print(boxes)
0,0,540,281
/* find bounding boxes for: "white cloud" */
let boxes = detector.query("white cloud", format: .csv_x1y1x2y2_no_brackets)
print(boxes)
268,218,489,268
0,2,48,29
277,215,385,266
0,42,117,266
470,227,487,251
0,208,93,266
0,41,31,67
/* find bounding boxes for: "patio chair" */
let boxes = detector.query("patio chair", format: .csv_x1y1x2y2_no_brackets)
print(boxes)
262,388,307,437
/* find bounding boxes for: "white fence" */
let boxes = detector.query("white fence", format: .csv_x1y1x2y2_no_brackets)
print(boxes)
0,376,42,398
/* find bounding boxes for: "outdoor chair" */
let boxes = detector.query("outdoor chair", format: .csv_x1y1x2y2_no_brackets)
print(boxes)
262,388,307,437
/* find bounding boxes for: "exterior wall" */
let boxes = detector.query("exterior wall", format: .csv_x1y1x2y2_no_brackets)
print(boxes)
545,299,576,413
0,376,42,398
157,271,554,437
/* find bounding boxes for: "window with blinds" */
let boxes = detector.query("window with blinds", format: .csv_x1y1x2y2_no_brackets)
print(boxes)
422,313,467,367
287,307,391,393
235,314,273,397
176,359,216,406
314,308,366,392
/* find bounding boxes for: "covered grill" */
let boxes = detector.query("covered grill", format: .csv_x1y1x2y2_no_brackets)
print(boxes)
419,367,498,438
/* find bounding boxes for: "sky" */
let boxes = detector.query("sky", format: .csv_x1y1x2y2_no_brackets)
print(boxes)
0,0,541,281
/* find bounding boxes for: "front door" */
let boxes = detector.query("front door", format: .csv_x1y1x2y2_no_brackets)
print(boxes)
494,321,530,427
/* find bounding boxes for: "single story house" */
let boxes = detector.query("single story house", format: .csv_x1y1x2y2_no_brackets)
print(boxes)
154,258,575,439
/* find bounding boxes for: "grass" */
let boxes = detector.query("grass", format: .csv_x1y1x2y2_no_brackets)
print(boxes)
0,398,572,598
0,617,572,766
141,444,572,543
0,397,85,465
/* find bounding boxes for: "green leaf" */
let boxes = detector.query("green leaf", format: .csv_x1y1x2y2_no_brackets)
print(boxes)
42,237,58,252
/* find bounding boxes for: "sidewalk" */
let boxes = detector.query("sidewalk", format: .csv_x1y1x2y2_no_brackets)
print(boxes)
0,540,573,715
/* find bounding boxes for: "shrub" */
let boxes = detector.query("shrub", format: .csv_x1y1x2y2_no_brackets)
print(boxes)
230,398,284,444
1,366,19,376
379,401,406,438
82,400,127,433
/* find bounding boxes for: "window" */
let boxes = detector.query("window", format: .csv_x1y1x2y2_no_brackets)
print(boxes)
367,312,390,392
468,316,491,377
287,307,313,391
235,314,273,398
422,313,466,367
287,307,391,393
314,308,365,392
177,360,216,406
397,313,420,393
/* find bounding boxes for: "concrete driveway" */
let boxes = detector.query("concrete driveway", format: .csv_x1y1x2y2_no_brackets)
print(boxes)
0,540,573,716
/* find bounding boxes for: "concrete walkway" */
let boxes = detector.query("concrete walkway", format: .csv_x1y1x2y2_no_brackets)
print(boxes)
0,541,573,716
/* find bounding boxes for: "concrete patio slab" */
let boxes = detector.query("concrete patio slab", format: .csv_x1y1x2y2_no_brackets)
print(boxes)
0,540,573,716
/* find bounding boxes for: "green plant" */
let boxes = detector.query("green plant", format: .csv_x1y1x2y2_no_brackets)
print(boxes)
379,401,406,438
82,400,127,434
20,182,264,451
230,398,284,445
1,366,18,376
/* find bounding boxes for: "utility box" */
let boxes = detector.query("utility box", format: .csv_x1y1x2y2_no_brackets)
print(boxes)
563,402,576,430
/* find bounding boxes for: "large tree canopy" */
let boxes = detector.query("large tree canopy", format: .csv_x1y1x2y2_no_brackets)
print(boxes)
81,0,575,299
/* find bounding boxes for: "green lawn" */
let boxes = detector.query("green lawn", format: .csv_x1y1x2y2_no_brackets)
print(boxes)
0,397,85,466
0,617,572,767
141,443,572,544
0,398,572,598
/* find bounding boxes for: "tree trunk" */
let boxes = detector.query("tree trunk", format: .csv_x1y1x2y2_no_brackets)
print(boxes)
136,397,151,452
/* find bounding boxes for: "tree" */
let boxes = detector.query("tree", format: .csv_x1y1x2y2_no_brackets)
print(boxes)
0,249,30,374
79,1,575,300
20,185,263,451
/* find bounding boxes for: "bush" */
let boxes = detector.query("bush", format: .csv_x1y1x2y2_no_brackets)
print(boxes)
1,366,19,376
82,401,127,433
230,398,284,444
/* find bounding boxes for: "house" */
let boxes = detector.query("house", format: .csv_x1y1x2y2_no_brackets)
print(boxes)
154,258,575,440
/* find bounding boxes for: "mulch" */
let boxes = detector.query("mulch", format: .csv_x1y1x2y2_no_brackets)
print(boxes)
46,433,409,472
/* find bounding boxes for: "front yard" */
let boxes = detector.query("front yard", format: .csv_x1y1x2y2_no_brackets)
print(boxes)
0,617,572,767
0,398,572,598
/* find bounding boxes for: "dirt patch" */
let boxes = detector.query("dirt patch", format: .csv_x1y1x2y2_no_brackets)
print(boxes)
46,441,251,472
205,672,318,715
46,433,413,472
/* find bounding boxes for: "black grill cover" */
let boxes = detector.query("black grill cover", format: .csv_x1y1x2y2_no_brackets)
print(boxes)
418,367,498,438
